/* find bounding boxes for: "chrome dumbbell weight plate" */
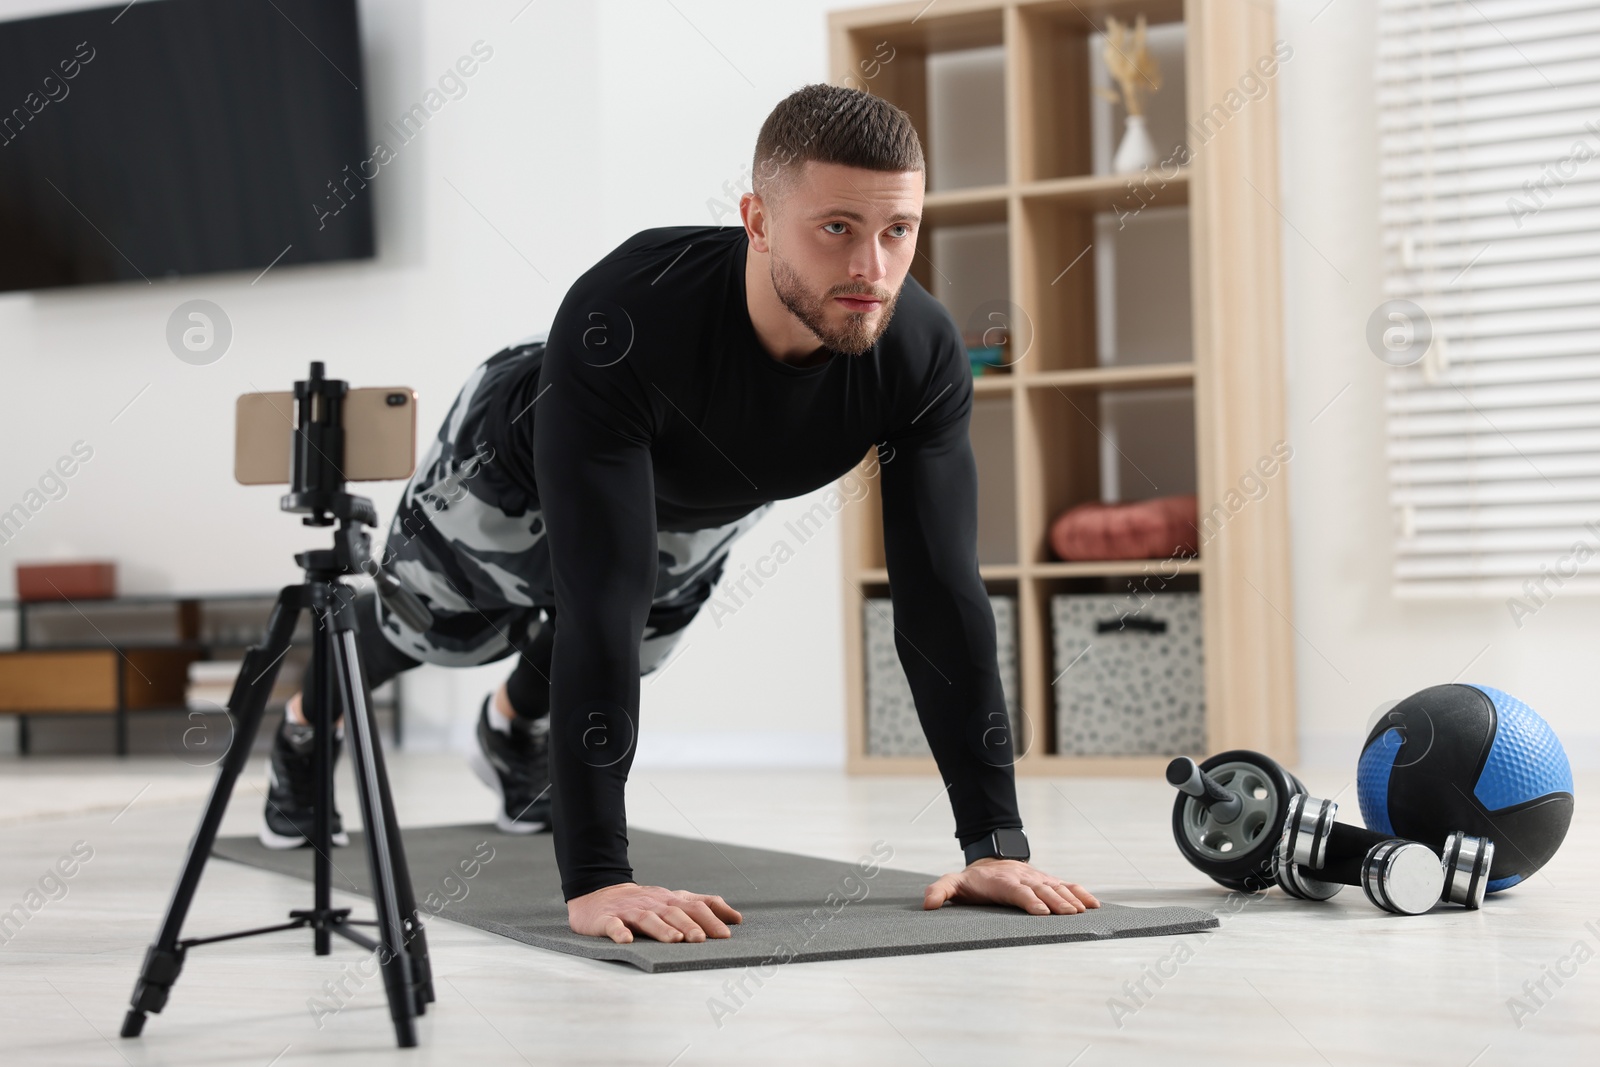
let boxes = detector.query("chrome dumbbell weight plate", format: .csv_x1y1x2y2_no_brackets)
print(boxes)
1286,792,1338,871
1361,840,1446,915
1275,794,1342,900
1440,831,1495,910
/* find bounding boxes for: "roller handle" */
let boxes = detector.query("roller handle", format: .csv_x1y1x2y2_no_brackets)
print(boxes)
1165,757,1243,823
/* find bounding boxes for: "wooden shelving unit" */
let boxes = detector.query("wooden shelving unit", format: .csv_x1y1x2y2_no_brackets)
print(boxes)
831,0,1296,776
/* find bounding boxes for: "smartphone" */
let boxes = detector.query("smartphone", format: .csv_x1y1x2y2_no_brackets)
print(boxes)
234,387,418,485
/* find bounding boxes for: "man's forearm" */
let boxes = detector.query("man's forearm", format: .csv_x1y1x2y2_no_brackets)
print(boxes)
548,732,637,900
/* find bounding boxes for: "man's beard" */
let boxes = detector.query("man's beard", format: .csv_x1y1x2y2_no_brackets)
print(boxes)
770,251,899,358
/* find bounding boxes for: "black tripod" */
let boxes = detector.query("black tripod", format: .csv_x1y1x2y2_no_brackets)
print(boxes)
121,363,438,1048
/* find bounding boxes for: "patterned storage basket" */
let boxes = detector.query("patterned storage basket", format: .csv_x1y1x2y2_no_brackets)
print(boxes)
863,596,1020,757
1051,592,1205,756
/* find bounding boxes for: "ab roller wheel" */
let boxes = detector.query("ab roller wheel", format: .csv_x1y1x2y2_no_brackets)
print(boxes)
1168,750,1307,893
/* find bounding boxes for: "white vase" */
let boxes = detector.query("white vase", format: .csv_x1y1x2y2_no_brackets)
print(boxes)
1112,115,1158,174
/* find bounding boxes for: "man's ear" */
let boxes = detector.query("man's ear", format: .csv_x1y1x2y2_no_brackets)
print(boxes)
742,192,772,253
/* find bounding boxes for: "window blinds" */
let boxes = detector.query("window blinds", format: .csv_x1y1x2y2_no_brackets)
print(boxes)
1377,0,1600,600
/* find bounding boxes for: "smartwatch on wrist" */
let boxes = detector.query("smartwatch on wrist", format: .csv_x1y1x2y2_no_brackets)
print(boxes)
963,827,1030,866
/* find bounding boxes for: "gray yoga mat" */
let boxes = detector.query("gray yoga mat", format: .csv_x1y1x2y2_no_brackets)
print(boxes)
212,824,1217,973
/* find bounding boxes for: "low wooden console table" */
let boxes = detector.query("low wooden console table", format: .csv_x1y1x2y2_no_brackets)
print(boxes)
0,590,401,755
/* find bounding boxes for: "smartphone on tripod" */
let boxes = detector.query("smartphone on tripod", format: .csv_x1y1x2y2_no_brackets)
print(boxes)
233,386,418,484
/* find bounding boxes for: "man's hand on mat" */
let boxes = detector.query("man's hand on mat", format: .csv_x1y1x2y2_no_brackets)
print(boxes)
922,858,1101,915
568,882,743,944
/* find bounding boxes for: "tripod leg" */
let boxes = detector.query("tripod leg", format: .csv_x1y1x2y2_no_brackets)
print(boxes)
329,616,418,1048
341,587,432,1006
309,602,334,956
360,675,435,1008
121,588,306,1039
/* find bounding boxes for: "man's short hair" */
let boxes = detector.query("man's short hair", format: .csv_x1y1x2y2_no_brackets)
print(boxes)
752,83,925,208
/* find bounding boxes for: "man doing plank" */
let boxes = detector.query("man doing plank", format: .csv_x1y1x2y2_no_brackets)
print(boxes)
260,83,1100,943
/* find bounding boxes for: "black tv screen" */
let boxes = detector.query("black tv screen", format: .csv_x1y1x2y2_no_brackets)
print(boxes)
0,0,373,293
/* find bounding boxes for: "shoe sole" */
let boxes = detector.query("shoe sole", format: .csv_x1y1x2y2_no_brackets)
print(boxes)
467,744,549,834
258,821,351,850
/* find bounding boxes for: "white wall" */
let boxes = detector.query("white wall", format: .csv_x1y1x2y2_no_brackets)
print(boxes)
1277,0,1598,768
0,0,852,764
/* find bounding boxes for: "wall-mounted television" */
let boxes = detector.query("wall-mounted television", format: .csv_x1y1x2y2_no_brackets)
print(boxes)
0,0,373,294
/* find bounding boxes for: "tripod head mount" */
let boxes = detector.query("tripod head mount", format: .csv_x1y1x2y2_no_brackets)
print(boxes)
280,361,433,632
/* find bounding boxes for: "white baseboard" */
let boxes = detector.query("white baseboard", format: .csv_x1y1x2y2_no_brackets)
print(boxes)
631,730,846,769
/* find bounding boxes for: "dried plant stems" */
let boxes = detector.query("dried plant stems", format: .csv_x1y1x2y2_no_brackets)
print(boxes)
1095,15,1163,118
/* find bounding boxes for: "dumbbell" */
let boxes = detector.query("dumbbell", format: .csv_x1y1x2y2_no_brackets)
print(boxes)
1276,794,1495,913
1167,751,1308,893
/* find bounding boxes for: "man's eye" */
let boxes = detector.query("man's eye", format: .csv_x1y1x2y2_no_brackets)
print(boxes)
824,222,848,235
889,224,911,238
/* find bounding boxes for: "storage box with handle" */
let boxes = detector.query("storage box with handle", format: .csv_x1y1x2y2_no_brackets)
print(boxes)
1051,591,1204,755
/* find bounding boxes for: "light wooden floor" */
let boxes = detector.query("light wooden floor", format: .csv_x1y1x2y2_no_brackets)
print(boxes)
0,753,1592,1066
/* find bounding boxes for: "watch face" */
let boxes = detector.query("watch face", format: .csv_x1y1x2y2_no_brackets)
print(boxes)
995,828,1029,858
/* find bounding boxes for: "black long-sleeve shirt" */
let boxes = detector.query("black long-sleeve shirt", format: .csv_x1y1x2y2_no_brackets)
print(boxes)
501,224,1023,900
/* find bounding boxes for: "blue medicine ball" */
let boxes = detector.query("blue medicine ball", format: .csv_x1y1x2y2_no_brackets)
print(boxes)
1357,683,1573,894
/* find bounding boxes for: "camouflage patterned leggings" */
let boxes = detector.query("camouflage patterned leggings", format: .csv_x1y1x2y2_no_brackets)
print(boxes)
300,336,773,718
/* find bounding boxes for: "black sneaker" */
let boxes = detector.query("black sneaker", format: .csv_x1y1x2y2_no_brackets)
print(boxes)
468,694,551,833
259,717,350,850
